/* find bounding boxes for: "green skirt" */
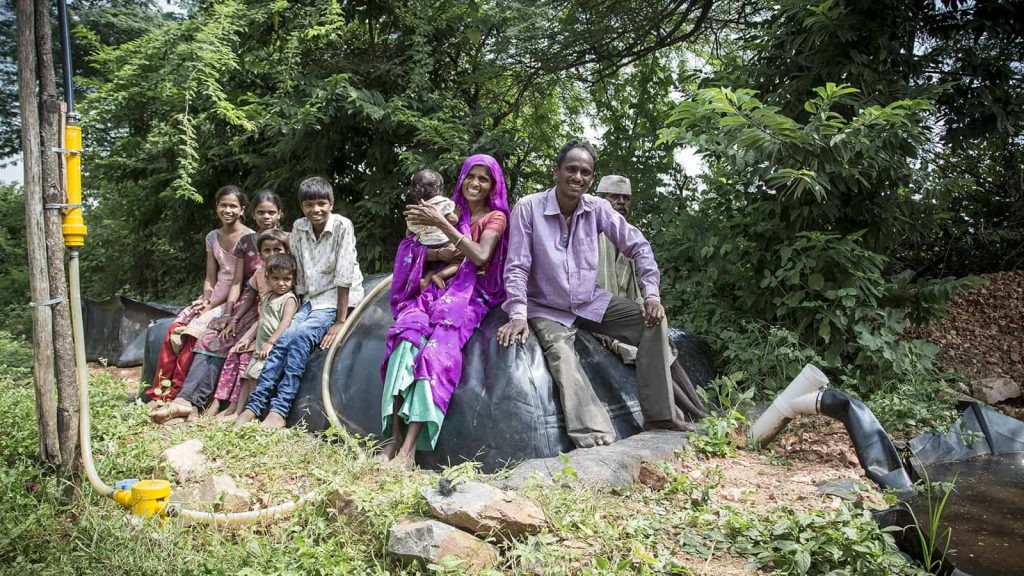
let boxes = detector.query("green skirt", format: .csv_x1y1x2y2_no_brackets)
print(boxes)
381,339,443,451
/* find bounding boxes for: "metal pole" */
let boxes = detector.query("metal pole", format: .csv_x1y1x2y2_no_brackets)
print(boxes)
57,0,75,118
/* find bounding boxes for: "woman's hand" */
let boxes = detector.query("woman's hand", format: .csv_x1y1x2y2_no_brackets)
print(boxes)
219,318,237,338
497,319,530,347
404,200,448,229
230,337,251,354
436,245,462,262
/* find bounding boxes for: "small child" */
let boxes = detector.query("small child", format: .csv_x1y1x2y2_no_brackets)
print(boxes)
213,228,290,420
407,170,460,290
232,253,299,429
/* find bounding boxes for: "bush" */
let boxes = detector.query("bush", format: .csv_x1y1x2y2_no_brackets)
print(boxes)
652,84,977,402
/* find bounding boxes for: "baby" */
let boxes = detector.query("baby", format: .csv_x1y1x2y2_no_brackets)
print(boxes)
407,170,460,290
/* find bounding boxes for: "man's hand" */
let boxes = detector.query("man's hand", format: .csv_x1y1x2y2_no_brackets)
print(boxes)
643,299,665,327
319,320,345,350
497,318,530,347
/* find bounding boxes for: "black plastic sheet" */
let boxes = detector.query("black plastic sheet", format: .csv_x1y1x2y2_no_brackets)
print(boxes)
84,297,178,368
288,275,715,472
872,404,1024,576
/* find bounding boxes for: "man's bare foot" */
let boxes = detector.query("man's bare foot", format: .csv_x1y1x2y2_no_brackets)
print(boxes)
595,433,614,446
219,412,238,422
186,407,200,422
234,409,257,427
261,411,286,430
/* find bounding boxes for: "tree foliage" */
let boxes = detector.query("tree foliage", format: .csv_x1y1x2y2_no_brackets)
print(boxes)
76,0,711,299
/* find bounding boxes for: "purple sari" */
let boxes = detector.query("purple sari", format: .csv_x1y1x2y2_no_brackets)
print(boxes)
382,154,510,413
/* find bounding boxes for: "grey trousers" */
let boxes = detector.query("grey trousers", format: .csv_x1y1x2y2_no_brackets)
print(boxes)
530,295,675,447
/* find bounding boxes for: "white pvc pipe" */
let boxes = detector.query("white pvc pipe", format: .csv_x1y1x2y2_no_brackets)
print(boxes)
749,363,829,447
71,250,114,497
320,275,393,431
173,490,318,525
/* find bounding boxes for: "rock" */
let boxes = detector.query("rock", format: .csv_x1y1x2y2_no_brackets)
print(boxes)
816,477,865,501
636,462,670,490
328,488,367,527
388,516,497,573
495,430,688,490
172,474,250,512
970,378,1021,405
154,439,208,483
422,481,547,540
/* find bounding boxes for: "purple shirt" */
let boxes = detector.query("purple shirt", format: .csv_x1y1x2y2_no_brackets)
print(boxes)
503,188,661,326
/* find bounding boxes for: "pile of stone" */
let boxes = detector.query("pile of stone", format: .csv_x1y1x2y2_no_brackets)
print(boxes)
382,481,548,573
156,439,253,513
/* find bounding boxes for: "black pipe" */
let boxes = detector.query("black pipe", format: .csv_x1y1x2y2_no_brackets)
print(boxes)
818,388,913,491
57,0,75,116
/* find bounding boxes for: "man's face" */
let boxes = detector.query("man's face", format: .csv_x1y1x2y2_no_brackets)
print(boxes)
553,148,595,205
601,193,631,218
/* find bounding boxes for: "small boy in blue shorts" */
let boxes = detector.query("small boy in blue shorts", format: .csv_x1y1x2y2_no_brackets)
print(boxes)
237,176,364,429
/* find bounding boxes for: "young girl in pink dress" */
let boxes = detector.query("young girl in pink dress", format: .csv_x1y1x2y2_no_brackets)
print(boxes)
143,185,252,405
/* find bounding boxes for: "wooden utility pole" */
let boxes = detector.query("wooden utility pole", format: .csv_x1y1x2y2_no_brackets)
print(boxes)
16,0,61,467
36,0,80,497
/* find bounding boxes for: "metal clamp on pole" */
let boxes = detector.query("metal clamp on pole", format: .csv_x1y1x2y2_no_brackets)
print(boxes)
29,297,68,308
44,203,82,210
50,147,80,156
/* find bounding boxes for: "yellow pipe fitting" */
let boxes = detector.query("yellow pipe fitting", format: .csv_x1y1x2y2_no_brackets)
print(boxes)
112,479,171,517
62,124,87,247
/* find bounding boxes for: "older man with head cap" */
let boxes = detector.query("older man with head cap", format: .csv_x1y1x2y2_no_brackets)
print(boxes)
596,175,643,304
594,174,708,424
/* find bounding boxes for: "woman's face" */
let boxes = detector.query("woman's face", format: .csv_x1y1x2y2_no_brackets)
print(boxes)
253,201,282,231
217,194,244,226
461,165,494,206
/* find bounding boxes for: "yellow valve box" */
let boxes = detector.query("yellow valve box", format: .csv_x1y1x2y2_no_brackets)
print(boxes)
62,124,87,247
112,479,171,517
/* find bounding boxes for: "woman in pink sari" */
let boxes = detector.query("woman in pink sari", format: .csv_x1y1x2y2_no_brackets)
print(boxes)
378,154,510,469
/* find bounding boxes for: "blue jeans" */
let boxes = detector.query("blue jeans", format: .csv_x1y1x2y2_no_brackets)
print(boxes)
246,303,336,418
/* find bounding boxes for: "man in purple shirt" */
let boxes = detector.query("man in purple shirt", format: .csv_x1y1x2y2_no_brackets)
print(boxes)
497,140,687,448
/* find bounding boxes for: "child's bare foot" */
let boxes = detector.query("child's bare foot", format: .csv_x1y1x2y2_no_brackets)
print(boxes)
149,399,192,424
261,411,286,430
215,403,238,420
145,400,159,410
234,409,257,427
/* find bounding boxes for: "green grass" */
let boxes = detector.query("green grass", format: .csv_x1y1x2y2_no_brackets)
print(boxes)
0,334,927,575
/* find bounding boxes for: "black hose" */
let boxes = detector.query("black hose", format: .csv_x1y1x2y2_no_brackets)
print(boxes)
57,0,75,116
818,389,913,491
